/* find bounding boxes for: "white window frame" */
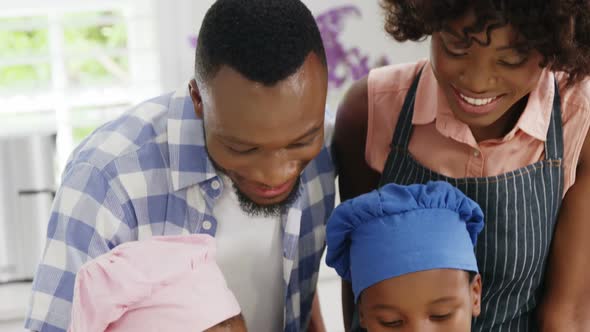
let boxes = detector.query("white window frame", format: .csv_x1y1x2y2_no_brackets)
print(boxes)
0,0,162,170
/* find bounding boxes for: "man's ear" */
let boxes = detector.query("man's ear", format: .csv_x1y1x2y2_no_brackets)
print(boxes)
189,79,204,119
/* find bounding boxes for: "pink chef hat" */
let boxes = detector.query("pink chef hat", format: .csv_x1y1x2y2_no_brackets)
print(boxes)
68,234,241,332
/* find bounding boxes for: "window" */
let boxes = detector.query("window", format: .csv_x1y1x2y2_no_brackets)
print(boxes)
0,1,161,171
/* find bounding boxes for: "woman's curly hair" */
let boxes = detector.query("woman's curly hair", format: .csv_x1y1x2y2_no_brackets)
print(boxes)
381,0,590,85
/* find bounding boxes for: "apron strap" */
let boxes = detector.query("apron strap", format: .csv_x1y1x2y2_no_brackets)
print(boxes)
378,68,423,188
545,78,564,160
389,68,423,150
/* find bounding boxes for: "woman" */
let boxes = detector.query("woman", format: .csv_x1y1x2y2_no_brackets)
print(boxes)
334,1,590,331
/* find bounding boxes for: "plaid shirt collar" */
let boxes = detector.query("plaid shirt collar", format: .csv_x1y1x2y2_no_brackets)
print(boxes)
167,87,218,191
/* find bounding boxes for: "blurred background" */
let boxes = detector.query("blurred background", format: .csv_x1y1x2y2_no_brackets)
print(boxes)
0,1,428,331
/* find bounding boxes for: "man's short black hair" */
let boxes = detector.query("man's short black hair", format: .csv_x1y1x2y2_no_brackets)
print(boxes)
195,0,327,86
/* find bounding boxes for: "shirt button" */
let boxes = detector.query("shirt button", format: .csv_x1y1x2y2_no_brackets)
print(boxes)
211,180,221,190
202,220,213,230
473,150,480,157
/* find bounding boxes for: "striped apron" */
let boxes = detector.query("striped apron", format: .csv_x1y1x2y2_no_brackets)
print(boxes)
377,71,564,331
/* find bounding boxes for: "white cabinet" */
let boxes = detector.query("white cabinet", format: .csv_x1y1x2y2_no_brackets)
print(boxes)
0,283,30,332
0,320,26,332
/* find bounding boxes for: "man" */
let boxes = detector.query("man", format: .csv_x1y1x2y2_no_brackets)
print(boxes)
25,1,335,331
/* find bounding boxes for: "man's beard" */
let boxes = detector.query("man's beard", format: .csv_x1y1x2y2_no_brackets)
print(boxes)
233,177,301,218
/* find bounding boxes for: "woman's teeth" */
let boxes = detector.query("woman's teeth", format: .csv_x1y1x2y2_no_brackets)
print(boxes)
460,93,498,106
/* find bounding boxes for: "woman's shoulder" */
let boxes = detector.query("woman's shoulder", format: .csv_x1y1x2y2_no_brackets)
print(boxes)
337,59,428,120
368,59,428,94
554,72,590,192
556,72,590,120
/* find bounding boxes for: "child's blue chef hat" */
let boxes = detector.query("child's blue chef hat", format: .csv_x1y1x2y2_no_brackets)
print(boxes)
326,181,484,302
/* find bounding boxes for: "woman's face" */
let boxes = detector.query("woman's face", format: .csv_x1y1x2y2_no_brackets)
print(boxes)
430,9,544,140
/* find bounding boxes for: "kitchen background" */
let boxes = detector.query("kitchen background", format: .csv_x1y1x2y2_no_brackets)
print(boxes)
0,0,428,331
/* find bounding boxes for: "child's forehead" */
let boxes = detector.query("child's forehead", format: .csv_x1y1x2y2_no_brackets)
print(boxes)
363,269,472,303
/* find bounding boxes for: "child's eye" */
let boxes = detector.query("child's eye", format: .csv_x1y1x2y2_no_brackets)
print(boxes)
380,319,403,327
430,312,453,321
288,134,318,149
227,146,257,155
287,140,312,149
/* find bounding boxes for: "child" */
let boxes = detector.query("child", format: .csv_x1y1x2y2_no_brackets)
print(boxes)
68,234,246,332
334,1,590,330
326,181,484,331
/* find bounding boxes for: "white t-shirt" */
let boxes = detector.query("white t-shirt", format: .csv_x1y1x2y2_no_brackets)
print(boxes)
213,175,284,331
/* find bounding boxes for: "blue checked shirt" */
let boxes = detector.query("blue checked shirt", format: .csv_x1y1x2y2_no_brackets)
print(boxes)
24,87,336,332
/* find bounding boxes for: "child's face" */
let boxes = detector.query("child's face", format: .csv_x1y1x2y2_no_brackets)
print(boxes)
359,269,481,332
430,8,544,139
204,315,247,332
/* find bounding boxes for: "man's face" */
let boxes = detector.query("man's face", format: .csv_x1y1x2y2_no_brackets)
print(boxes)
359,269,482,332
190,54,327,216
